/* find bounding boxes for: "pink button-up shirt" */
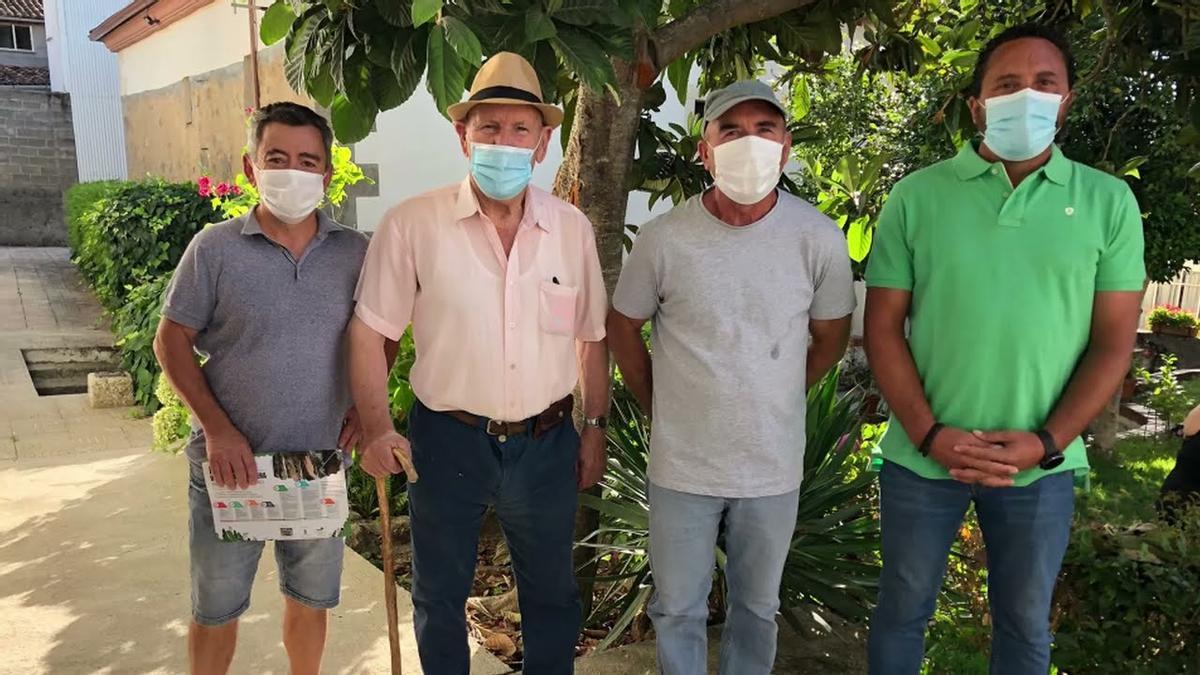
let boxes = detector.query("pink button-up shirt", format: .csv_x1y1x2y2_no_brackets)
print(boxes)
354,179,607,421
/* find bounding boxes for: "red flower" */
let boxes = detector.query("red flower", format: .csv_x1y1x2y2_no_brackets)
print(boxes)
244,107,254,116
231,185,242,196
215,182,231,197
197,176,212,198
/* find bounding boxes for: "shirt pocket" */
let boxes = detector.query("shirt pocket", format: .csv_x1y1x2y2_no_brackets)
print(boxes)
539,281,578,337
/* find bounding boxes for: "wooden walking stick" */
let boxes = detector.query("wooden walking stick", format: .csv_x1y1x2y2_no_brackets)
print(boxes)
375,448,418,675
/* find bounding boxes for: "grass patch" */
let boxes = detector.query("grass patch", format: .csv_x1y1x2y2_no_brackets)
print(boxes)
1079,435,1178,524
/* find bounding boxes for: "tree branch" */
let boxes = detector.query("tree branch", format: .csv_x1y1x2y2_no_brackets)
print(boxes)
653,0,817,68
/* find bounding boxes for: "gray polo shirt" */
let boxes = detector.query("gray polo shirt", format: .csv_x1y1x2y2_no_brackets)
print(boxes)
613,191,856,498
162,210,369,460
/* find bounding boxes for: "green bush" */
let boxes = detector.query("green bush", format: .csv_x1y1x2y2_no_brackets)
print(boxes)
1053,517,1200,673
113,274,171,412
73,179,218,311
152,373,190,452
64,180,122,254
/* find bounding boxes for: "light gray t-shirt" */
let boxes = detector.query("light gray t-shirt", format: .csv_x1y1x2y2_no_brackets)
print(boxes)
612,191,855,498
162,210,369,460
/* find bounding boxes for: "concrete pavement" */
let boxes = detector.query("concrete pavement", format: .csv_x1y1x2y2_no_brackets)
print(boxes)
0,248,506,674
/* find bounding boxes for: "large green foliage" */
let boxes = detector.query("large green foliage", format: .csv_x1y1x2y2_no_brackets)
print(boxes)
72,179,218,312
113,273,173,412
577,369,879,646
64,180,124,255
1052,517,1200,673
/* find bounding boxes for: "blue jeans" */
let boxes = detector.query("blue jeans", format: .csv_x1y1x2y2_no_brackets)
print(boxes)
407,400,581,675
647,482,800,675
868,461,1075,675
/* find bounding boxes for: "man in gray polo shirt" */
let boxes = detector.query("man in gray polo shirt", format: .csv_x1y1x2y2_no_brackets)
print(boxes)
154,102,368,675
608,81,855,674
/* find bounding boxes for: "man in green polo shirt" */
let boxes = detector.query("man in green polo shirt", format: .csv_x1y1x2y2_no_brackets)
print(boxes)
864,24,1144,674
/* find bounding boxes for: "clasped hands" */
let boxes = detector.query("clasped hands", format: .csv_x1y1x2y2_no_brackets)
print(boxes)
926,426,1046,487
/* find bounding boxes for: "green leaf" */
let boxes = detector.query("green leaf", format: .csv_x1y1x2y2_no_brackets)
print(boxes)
377,0,412,27
792,77,811,121
916,34,942,56
309,63,336,108
372,67,406,112
525,10,558,42
552,0,622,26
426,25,469,117
331,94,375,143
665,55,691,106
846,216,873,263
329,21,347,91
260,1,295,46
284,11,322,92
391,28,429,105
552,27,616,92
412,0,441,27
441,16,482,66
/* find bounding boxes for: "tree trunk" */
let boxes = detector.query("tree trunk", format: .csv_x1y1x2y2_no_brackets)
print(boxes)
553,60,646,292
1092,392,1121,456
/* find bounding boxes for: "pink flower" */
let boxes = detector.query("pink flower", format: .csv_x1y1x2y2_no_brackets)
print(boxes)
231,185,242,196
244,107,254,116
197,176,212,198
215,182,231,197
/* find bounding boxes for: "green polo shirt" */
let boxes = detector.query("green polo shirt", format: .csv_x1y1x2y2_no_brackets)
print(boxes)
866,142,1145,486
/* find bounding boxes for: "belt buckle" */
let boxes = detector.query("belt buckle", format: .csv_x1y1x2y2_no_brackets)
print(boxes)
486,419,505,436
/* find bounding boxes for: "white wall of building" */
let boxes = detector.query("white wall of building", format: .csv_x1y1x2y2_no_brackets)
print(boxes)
116,0,250,97
44,0,129,180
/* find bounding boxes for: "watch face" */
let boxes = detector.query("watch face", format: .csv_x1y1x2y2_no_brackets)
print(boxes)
1041,453,1066,470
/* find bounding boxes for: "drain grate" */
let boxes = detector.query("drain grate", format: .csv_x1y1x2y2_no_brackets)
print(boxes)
22,347,122,396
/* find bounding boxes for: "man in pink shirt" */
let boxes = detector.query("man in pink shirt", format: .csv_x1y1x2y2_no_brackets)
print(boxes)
347,52,609,674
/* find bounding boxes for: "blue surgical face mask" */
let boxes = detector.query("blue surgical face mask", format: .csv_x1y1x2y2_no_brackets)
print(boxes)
469,142,536,201
982,88,1064,162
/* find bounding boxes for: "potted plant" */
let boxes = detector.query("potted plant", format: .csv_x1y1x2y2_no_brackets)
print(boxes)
1147,305,1200,338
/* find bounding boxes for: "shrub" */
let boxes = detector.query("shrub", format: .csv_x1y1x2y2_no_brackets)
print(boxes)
577,368,880,648
152,373,191,452
64,180,123,254
1136,354,1196,430
112,274,171,412
1053,517,1200,673
1147,305,1199,334
73,179,218,311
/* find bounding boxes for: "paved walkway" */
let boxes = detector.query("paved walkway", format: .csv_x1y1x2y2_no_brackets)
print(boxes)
0,248,506,674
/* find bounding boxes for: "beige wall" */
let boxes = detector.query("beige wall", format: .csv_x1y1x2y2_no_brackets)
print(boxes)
122,45,314,184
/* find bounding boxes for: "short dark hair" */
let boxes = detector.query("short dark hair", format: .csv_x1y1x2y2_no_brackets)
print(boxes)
248,102,333,166
969,23,1076,97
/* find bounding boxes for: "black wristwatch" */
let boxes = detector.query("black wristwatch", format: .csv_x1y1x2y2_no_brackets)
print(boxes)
1035,429,1065,470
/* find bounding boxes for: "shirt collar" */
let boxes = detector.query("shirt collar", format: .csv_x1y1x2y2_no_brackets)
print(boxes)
952,141,1072,186
240,208,340,238
453,177,550,232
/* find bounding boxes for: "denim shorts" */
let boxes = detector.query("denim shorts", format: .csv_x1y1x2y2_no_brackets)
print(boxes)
188,456,345,626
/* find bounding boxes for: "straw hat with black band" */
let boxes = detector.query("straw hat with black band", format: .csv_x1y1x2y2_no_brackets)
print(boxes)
447,52,563,128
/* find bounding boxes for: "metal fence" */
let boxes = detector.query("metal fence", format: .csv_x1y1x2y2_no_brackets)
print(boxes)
1142,264,1200,329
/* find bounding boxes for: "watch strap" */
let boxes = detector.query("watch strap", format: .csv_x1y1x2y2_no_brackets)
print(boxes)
919,422,945,457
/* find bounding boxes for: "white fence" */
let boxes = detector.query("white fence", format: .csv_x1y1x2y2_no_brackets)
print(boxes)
1142,264,1200,329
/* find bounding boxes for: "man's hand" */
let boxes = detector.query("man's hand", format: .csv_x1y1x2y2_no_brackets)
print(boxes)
949,430,1044,486
360,429,418,480
206,426,257,489
577,426,606,490
926,426,1018,487
339,407,363,451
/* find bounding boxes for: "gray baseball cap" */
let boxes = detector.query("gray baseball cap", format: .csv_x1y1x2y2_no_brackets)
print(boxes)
702,80,789,127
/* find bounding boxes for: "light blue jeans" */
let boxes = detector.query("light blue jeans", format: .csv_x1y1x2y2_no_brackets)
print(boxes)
648,481,800,675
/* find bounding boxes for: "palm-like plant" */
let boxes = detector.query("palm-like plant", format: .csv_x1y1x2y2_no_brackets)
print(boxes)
577,367,880,648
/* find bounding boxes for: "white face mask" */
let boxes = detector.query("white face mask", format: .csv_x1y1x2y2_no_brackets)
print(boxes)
254,168,326,225
711,135,784,205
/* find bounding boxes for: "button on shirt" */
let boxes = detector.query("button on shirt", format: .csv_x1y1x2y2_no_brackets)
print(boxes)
354,179,607,422
865,143,1146,487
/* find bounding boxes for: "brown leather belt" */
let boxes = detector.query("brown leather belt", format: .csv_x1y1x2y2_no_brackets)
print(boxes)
444,395,574,440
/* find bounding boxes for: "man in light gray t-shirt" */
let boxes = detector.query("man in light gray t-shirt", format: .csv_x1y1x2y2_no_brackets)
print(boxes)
608,80,855,675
